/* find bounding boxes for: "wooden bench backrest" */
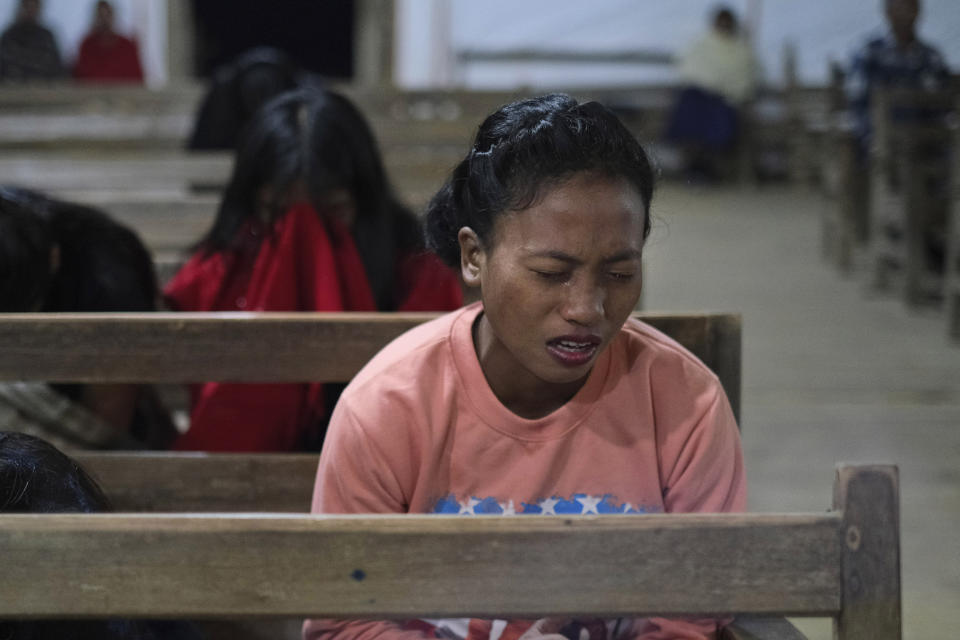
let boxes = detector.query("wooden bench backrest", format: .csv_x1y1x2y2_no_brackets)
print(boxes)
75,452,318,512
0,311,741,421
0,464,900,640
4,311,739,512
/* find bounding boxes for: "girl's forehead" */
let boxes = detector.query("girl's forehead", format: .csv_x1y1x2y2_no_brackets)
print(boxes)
524,172,642,210
501,175,645,228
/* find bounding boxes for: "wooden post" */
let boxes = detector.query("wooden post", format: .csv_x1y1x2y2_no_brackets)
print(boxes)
832,465,901,640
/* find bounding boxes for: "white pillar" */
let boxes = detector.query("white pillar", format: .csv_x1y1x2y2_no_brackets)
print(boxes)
166,0,195,84
354,0,395,87
394,0,454,89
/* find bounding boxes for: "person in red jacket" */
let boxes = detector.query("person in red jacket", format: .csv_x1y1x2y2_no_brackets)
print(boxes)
73,0,143,83
164,88,463,452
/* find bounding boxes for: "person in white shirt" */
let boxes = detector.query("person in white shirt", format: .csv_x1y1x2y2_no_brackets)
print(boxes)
664,6,760,181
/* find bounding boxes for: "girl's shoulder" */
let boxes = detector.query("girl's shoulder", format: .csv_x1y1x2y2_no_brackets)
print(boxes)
343,304,476,396
617,317,722,385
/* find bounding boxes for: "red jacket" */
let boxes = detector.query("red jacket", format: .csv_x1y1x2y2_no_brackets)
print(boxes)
74,31,143,83
164,203,463,451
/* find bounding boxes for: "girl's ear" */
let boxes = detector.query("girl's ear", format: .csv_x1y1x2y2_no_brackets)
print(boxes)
457,227,484,288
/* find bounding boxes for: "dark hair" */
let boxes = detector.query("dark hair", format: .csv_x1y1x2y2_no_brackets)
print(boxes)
197,87,421,310
424,94,655,268
712,6,738,31
0,186,157,313
0,187,162,417
0,188,52,311
0,433,203,640
0,431,110,513
187,46,303,151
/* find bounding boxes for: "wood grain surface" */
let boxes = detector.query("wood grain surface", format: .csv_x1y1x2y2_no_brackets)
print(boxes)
75,452,319,512
833,465,901,640
0,512,840,619
0,311,741,420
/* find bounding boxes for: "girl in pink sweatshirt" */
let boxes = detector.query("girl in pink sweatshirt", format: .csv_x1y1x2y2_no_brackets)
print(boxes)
305,93,746,640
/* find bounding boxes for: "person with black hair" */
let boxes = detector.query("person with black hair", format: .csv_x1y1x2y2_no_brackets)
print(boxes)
305,94,745,640
187,47,307,151
0,431,204,639
0,187,176,450
165,87,462,452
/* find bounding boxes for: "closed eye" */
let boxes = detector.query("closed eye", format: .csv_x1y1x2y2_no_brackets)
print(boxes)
532,270,570,282
608,272,636,281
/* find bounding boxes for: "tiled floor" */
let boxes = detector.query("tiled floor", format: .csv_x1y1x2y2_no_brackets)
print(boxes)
642,183,959,639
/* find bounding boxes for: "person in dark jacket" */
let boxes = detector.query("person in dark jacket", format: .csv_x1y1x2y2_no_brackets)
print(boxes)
0,0,63,81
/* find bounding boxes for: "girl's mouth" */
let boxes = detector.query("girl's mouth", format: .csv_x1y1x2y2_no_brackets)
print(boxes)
546,335,601,367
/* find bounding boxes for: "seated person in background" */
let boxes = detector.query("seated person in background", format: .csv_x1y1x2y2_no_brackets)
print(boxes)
846,0,949,153
73,0,143,84
165,88,463,452
0,431,204,639
304,94,745,640
0,187,176,450
188,46,309,151
0,0,63,81
664,5,759,180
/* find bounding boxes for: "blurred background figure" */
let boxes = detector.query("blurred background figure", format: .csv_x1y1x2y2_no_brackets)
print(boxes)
663,5,760,182
0,187,176,450
0,0,62,81
167,88,463,452
188,46,307,151
73,0,143,84
845,0,949,152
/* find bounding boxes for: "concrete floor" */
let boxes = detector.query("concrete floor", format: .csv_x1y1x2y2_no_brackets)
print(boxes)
641,183,959,640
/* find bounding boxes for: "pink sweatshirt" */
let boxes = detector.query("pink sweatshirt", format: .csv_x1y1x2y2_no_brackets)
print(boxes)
305,303,746,640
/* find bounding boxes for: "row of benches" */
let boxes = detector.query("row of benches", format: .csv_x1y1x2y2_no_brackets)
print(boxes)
0,83,844,301
0,311,899,638
2,464,898,640
817,87,960,341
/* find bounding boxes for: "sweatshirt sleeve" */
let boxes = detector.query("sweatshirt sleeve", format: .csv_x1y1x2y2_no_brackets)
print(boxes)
304,401,432,640
637,376,746,640
659,382,745,515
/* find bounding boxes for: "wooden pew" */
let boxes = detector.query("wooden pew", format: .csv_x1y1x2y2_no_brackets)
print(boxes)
815,66,869,273
869,88,957,306
819,123,867,272
791,65,847,188
56,190,219,252
0,312,741,421
75,451,319,512
0,309,738,514
0,311,741,512
0,84,203,151
0,86,516,152
0,83,203,113
0,86,652,151
0,151,232,192
0,464,901,640
0,148,455,213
